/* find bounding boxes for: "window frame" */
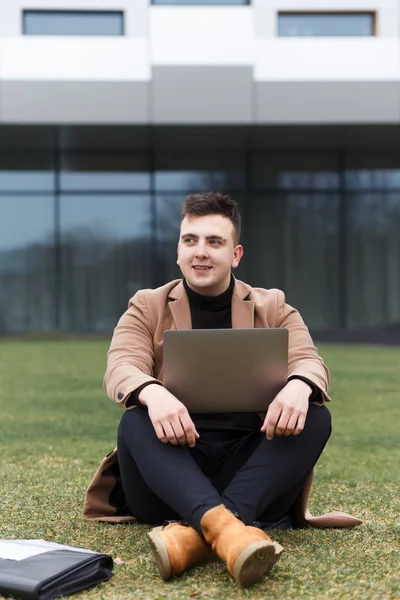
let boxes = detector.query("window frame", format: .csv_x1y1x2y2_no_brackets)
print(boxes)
277,11,377,37
22,9,125,37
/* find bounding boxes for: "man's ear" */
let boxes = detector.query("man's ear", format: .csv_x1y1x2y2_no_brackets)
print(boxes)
232,245,243,269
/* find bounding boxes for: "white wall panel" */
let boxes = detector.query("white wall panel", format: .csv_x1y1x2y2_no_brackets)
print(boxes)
254,39,400,81
0,38,150,81
0,3,20,36
379,8,400,37
150,7,253,65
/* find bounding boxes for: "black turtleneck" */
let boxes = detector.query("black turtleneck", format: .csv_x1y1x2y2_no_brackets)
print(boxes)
183,274,234,330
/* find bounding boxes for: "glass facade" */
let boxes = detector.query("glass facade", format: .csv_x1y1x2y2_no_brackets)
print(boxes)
23,11,124,36
278,13,375,37
1,126,400,334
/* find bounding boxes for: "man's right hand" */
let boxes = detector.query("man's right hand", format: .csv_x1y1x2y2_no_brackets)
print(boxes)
138,384,200,447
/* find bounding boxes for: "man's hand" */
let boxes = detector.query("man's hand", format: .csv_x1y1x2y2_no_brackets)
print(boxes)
138,385,200,447
261,379,312,441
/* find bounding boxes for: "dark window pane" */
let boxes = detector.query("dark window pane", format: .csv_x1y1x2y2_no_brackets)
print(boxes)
60,153,151,192
155,195,182,284
23,10,124,36
278,13,374,37
244,193,340,328
0,152,54,192
346,193,400,327
155,152,246,192
345,154,400,190
59,195,153,332
0,196,55,333
252,153,339,191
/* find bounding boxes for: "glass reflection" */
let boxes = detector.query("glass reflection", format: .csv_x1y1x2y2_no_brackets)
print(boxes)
252,153,340,191
346,193,400,327
155,152,246,192
0,196,55,333
345,169,400,190
245,193,340,328
23,11,124,36
155,171,245,192
0,151,54,192
59,195,153,332
60,153,151,192
278,13,374,37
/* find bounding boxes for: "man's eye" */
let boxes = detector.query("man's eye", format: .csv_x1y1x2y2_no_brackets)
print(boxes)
210,240,221,246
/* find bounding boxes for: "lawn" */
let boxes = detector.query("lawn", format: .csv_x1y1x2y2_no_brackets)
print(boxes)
0,340,399,600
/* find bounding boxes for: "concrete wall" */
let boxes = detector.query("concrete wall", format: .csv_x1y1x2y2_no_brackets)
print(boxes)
0,0,399,124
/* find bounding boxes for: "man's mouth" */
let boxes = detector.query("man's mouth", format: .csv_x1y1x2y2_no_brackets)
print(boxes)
193,266,212,271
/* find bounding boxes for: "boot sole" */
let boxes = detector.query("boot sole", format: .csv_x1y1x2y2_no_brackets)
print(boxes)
147,526,172,580
232,540,284,589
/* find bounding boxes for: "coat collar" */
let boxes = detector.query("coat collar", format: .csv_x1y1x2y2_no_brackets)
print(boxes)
168,277,255,329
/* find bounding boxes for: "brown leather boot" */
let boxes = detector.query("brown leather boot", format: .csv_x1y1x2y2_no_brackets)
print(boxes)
200,504,284,588
147,522,212,580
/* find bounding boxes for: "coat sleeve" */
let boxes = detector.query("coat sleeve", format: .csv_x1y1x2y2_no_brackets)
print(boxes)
275,290,331,402
103,290,163,408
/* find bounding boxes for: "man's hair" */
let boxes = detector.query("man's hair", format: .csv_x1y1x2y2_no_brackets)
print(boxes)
181,192,241,245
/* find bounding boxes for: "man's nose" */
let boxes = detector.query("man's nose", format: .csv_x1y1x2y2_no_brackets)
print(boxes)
195,242,209,257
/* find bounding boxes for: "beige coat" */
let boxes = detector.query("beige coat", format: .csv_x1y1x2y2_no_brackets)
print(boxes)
84,278,362,528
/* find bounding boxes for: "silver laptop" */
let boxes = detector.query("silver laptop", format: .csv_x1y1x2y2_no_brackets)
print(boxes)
163,329,288,413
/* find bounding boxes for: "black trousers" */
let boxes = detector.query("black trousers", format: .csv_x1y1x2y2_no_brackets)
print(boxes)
117,404,332,534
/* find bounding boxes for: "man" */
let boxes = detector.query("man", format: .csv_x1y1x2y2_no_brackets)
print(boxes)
84,192,361,589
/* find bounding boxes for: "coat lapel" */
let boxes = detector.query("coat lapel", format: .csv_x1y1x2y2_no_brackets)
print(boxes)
231,278,255,329
168,282,192,330
168,278,255,330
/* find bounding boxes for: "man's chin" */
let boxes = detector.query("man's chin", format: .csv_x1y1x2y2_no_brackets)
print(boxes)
186,277,213,294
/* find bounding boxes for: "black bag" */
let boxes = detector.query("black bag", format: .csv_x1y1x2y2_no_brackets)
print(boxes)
0,540,113,600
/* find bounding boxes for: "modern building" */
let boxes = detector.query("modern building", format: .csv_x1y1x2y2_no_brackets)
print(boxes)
1,1,399,340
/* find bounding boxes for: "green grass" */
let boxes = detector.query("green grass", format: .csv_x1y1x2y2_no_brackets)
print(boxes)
0,340,399,600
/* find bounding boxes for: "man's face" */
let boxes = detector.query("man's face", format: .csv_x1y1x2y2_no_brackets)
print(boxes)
177,214,243,296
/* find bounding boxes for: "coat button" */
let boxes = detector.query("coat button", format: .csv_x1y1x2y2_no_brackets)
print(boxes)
117,392,124,400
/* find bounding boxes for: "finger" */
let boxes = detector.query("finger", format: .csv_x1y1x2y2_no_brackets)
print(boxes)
162,422,179,445
263,404,282,440
293,412,306,435
283,413,299,436
274,410,290,437
179,412,198,447
154,422,169,444
170,418,188,445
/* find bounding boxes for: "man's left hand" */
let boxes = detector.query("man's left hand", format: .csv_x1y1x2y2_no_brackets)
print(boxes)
261,379,312,441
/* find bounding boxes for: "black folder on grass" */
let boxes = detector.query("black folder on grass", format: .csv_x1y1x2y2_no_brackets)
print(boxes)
0,540,113,600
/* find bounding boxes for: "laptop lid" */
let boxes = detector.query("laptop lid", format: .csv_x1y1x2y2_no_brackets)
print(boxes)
163,329,288,413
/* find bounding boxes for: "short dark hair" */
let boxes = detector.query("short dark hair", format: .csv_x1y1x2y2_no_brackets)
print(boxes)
181,192,241,245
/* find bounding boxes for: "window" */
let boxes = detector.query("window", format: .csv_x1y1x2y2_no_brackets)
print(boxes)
0,196,55,333
60,153,151,192
278,12,375,37
59,195,153,331
155,152,246,192
0,151,54,192
23,11,124,36
252,153,340,191
152,0,248,5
